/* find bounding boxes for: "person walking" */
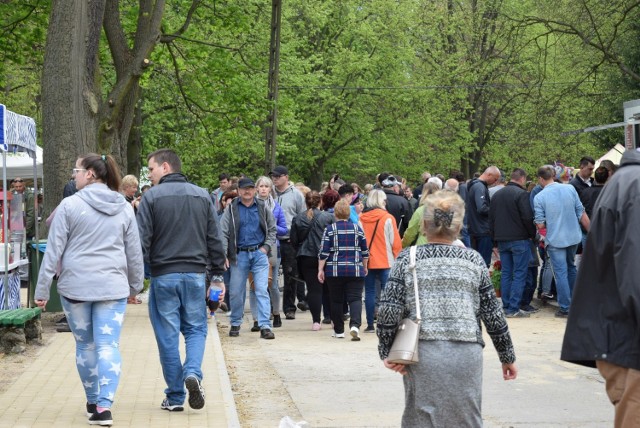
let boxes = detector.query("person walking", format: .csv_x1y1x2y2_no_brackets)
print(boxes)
35,153,144,426
377,190,517,427
249,176,288,329
221,177,277,339
271,165,307,319
561,148,640,427
318,199,369,340
290,191,335,331
359,189,401,333
137,149,226,412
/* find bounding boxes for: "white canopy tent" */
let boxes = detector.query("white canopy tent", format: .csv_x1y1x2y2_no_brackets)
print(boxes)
0,145,43,180
595,143,625,168
0,104,39,309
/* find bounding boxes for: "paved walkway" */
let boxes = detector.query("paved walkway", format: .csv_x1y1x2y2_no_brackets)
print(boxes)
0,303,239,427
0,292,614,427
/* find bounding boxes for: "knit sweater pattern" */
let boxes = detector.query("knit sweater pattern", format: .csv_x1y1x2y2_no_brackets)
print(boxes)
377,244,515,364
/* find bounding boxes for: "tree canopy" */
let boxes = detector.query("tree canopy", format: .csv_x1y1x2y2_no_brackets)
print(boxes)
1,0,638,200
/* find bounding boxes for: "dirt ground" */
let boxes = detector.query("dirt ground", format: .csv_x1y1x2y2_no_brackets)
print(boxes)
0,311,59,395
217,321,301,427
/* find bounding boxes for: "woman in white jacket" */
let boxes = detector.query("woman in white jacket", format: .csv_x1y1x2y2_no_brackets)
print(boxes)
35,153,144,426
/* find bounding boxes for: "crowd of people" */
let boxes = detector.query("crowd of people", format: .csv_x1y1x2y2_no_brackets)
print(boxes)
28,147,634,426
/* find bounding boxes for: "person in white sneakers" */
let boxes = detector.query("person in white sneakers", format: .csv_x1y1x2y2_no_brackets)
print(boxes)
318,199,369,340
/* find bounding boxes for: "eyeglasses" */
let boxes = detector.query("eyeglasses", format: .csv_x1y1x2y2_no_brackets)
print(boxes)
270,174,282,179
72,168,86,174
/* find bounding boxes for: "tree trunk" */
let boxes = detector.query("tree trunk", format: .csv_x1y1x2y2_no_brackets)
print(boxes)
127,99,143,178
308,160,325,191
41,0,105,218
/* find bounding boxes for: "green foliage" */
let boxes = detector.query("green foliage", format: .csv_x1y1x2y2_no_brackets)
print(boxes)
3,0,640,191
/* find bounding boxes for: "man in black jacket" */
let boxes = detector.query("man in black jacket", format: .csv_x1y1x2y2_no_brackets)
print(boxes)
137,148,226,412
561,148,640,426
378,173,412,237
465,166,500,266
489,168,536,318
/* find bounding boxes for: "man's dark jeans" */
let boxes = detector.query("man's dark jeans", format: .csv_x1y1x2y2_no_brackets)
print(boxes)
471,235,493,267
280,240,305,314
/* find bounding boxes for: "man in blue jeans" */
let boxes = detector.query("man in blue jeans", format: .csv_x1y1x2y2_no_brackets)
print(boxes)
489,168,537,318
137,149,226,412
533,165,590,318
220,177,277,339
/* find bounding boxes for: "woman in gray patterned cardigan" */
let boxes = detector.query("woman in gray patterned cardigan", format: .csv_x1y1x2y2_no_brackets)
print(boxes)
377,190,517,427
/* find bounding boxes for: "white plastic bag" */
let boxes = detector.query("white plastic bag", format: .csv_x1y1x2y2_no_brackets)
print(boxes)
279,416,309,428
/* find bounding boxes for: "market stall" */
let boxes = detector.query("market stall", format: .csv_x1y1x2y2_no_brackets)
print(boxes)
0,104,39,310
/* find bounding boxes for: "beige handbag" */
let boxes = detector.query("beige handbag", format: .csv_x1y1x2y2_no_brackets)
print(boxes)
387,246,421,365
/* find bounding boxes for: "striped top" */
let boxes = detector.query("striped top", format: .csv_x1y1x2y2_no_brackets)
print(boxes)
319,220,370,277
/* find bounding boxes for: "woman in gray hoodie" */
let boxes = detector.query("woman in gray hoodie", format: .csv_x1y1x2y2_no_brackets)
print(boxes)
35,153,144,426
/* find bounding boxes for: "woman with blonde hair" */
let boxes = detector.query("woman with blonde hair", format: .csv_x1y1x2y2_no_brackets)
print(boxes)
377,190,517,427
248,176,288,329
359,189,401,333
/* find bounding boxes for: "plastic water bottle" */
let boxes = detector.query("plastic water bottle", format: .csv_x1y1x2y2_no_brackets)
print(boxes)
208,285,222,316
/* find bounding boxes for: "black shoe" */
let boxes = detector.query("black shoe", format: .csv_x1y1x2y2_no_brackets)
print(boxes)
342,312,350,322
185,376,205,410
251,321,260,332
161,398,184,411
555,310,569,318
88,410,113,426
273,315,282,328
297,301,309,311
55,315,68,325
219,302,229,312
229,326,240,337
86,403,97,418
520,304,540,314
364,325,375,333
285,312,296,320
56,323,71,333
260,328,275,339
322,318,332,325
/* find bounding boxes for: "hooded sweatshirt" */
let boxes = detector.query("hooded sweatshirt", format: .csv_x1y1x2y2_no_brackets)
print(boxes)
275,183,306,237
35,183,144,302
360,208,402,269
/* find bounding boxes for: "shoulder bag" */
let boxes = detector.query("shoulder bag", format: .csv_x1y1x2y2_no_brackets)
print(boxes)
387,245,421,364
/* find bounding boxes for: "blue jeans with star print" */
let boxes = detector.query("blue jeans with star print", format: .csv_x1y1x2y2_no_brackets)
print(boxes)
61,296,128,409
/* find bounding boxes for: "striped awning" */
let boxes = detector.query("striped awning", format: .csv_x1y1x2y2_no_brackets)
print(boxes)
0,104,37,158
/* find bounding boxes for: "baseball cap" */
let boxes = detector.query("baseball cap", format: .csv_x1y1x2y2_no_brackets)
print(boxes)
238,178,255,188
270,165,288,176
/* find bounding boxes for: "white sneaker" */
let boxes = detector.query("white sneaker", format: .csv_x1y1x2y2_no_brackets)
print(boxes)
350,326,360,341
331,332,345,338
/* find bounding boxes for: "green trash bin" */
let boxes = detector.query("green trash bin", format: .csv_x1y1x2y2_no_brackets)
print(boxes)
28,241,63,312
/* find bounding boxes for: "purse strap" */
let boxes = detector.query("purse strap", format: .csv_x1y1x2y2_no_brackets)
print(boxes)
409,245,421,322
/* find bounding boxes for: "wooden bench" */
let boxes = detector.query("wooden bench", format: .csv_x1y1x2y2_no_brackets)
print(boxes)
0,308,43,353
0,308,42,328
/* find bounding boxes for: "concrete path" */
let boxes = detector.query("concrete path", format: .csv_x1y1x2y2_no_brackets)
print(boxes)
219,298,613,427
0,303,239,427
0,294,614,427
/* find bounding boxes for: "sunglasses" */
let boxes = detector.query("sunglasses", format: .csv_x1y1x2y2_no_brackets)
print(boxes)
270,174,282,179
12,179,23,183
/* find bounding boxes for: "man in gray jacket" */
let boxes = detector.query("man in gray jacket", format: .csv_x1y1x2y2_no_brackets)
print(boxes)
271,165,307,319
137,149,226,412
221,177,277,339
